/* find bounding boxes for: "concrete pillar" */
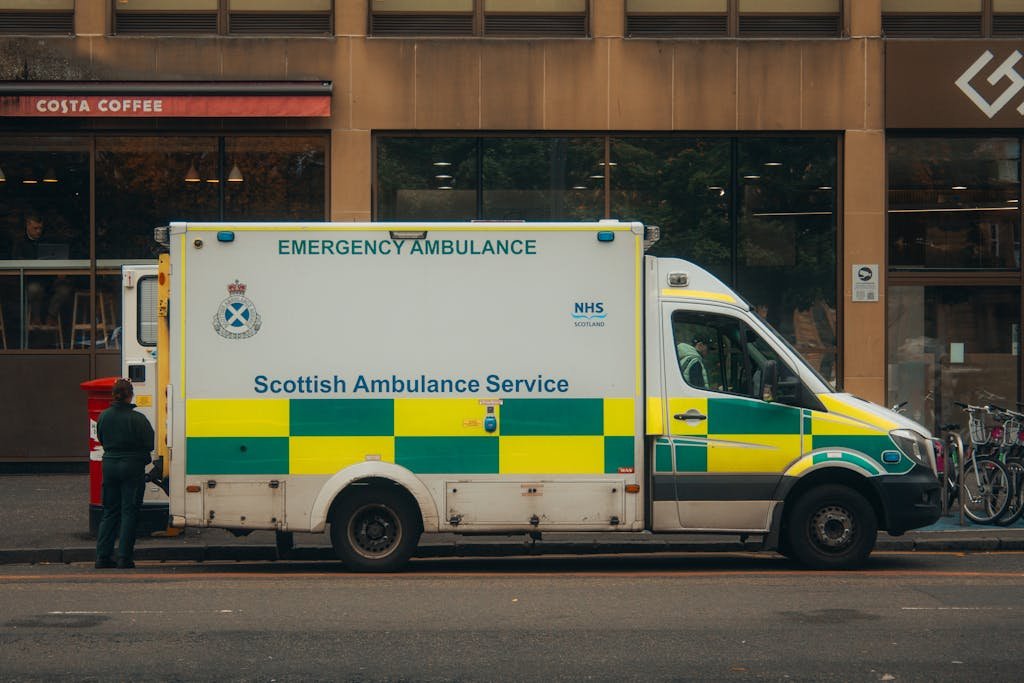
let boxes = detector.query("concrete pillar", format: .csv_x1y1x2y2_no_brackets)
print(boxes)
842,130,887,404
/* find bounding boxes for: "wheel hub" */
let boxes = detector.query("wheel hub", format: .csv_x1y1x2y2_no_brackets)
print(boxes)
810,505,854,549
351,506,400,556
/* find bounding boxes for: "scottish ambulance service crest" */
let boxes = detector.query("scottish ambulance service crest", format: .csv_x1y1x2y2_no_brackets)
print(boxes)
213,280,262,339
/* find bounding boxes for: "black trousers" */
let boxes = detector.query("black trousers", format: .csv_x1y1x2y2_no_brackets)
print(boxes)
95,458,146,562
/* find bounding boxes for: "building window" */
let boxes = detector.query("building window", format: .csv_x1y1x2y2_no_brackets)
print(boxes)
0,0,74,35
888,135,1024,433
369,0,588,37
626,0,841,38
112,0,333,36
96,135,327,259
994,0,1024,35
0,133,327,352
888,286,1020,432
614,136,839,384
888,137,1020,271
376,137,602,221
882,0,984,37
376,134,839,384
0,139,89,350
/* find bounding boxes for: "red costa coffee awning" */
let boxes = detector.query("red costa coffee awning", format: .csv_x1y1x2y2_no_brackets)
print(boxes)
0,81,331,118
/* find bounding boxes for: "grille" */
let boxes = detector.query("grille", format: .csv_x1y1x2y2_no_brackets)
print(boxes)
738,14,840,37
229,12,332,35
882,14,982,37
993,14,1024,37
115,12,218,35
370,13,473,37
0,11,74,35
626,14,727,37
484,14,587,37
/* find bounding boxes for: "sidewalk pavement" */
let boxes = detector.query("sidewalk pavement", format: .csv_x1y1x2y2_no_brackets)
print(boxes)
3,473,1024,566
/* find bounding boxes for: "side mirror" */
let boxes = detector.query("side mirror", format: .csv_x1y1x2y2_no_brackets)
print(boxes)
762,360,777,402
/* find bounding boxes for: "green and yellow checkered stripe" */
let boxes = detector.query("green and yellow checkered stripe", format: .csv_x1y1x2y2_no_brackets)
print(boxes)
185,397,636,476
657,396,910,475
665,397,802,473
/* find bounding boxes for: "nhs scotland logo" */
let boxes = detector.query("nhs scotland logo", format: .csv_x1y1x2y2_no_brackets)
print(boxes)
572,301,606,328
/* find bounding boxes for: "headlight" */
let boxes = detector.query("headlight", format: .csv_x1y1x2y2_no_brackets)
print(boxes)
890,429,937,474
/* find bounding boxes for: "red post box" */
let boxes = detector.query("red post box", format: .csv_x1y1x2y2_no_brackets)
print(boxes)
80,377,118,537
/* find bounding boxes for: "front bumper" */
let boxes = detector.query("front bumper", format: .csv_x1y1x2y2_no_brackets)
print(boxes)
873,465,942,534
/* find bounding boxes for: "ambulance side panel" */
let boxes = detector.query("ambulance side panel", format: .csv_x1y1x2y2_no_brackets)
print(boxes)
167,223,645,533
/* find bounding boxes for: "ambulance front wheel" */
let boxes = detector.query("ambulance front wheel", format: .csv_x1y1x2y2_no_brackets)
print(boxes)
785,485,877,570
330,485,421,572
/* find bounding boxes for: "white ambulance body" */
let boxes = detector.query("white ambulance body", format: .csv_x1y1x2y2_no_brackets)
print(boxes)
156,221,941,570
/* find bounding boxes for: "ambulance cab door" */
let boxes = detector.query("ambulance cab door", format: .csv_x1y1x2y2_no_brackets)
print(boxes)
120,265,166,510
120,265,159,420
660,304,805,532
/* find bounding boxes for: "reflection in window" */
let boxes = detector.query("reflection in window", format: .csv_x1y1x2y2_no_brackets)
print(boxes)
671,309,801,404
0,144,89,262
378,137,603,222
611,137,731,283
737,138,837,383
376,134,838,383
223,136,326,221
377,138,478,220
888,137,1020,270
137,274,159,347
96,135,327,260
888,286,1019,432
96,137,219,261
481,138,603,221
0,273,90,350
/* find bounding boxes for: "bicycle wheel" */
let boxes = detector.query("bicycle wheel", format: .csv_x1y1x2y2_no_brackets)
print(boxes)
994,459,1024,526
962,457,1011,524
943,444,960,510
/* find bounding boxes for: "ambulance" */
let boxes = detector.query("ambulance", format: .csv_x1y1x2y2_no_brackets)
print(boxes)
146,220,940,571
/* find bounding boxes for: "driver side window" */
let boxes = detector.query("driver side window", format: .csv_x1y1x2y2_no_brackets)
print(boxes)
671,310,801,404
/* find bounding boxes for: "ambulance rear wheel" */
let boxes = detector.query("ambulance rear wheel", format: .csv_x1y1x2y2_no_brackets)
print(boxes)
330,486,420,572
786,485,877,570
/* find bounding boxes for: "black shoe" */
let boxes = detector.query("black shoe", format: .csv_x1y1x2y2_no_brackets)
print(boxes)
116,559,135,569
95,558,116,569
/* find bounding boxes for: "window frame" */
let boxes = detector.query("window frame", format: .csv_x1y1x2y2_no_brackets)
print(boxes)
0,0,75,36
374,131,842,389
886,131,1024,431
624,0,843,39
111,0,334,36
136,273,158,348
0,130,330,355
368,0,590,38
881,1,1024,37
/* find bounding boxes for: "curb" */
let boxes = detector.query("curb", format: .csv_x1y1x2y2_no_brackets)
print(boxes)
3,536,1024,565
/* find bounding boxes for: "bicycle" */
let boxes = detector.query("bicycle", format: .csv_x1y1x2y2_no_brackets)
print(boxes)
952,402,1012,524
984,404,1024,527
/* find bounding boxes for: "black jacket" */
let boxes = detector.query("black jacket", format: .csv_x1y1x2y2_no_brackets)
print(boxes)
97,403,154,464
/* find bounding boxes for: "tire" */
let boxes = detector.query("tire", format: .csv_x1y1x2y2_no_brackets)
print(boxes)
329,486,421,572
994,460,1024,527
961,457,1011,524
785,485,877,570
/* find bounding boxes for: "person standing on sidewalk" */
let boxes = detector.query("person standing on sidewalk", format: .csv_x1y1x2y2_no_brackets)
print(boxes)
94,378,154,569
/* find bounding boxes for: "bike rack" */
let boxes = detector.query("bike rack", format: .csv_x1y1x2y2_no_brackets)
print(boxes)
944,431,966,527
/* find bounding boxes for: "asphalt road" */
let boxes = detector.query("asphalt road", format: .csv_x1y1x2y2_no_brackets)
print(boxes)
2,552,1023,681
